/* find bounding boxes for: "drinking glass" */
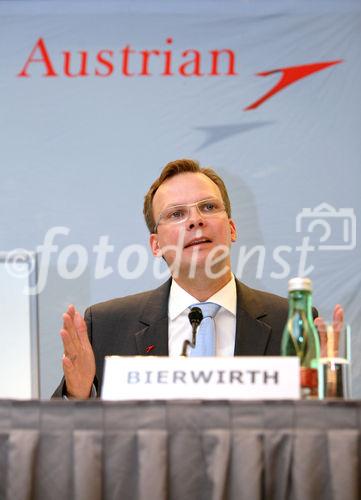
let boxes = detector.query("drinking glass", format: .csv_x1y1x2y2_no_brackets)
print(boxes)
315,320,351,399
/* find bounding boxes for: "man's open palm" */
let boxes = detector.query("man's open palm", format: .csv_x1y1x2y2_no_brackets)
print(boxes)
60,305,96,399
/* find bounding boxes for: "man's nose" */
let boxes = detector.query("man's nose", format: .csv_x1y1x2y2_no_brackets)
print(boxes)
187,205,205,229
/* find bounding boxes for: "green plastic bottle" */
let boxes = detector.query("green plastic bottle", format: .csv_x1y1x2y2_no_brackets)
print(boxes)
281,277,320,399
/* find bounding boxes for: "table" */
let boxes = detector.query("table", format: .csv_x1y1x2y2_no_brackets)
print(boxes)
0,400,360,500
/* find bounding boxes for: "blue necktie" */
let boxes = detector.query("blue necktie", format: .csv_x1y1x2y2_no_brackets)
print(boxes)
189,302,221,356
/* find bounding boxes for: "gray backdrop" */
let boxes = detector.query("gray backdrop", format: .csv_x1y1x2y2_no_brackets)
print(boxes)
0,0,360,398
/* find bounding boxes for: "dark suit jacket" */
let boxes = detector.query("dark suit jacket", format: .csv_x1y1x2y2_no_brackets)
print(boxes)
52,278,289,398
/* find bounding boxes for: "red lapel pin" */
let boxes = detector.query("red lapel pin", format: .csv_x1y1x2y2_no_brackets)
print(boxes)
145,344,155,354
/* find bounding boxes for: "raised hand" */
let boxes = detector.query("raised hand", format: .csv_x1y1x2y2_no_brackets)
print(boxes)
60,305,96,399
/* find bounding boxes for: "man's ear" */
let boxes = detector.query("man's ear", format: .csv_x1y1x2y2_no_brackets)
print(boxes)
149,233,161,257
229,219,237,243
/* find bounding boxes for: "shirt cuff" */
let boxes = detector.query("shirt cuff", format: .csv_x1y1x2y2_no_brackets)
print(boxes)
62,384,97,400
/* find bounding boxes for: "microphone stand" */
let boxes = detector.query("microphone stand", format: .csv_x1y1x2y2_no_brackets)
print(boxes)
181,307,203,356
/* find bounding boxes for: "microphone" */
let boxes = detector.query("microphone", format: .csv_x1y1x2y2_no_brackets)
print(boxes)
181,307,203,356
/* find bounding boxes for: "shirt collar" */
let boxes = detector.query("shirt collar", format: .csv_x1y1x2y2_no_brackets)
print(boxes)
168,275,237,320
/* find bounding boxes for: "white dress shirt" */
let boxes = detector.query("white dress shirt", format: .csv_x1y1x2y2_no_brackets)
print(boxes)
168,275,237,357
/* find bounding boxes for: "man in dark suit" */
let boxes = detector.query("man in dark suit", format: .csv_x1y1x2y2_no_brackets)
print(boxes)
54,159,340,398
53,278,289,397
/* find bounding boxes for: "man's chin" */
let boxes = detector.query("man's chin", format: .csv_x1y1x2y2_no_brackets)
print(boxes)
169,258,231,281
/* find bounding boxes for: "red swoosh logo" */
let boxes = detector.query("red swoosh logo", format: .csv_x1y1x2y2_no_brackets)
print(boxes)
244,60,343,111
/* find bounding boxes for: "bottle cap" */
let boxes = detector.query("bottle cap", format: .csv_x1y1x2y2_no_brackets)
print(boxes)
288,277,313,292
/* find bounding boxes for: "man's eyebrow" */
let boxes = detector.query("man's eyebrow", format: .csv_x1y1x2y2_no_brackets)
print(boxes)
159,202,185,212
162,197,220,210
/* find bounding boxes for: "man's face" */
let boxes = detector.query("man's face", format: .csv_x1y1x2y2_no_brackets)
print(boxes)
149,172,237,279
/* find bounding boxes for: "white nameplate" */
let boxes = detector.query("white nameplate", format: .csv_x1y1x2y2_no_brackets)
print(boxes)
102,356,300,400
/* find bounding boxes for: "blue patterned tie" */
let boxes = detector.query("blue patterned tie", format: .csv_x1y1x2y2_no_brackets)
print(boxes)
189,302,221,356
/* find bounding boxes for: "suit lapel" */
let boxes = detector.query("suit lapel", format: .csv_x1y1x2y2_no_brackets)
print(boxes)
234,279,272,355
130,277,273,357
135,318,169,356
134,279,171,356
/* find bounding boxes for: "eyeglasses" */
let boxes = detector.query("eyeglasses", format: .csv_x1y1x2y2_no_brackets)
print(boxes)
154,198,226,232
